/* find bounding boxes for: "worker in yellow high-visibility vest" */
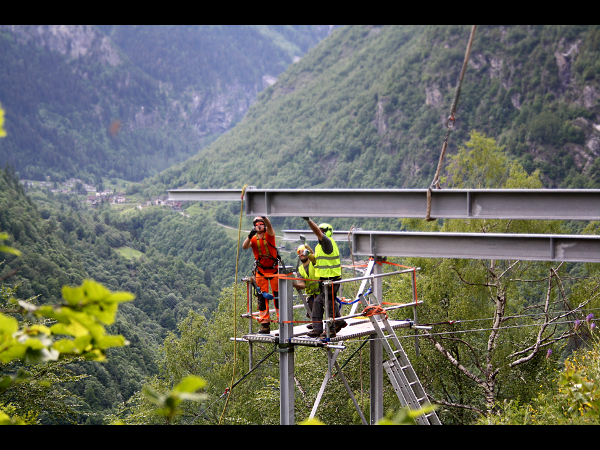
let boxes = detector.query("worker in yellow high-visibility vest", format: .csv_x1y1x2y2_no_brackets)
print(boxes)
302,217,347,338
293,244,319,322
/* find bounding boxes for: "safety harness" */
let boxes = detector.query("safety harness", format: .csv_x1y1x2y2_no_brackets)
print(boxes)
252,235,284,276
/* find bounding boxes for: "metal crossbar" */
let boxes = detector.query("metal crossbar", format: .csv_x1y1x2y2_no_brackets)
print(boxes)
171,186,600,425
167,188,600,221
350,231,600,263
283,229,600,263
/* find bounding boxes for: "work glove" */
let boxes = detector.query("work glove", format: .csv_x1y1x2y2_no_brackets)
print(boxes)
248,229,257,239
302,217,310,222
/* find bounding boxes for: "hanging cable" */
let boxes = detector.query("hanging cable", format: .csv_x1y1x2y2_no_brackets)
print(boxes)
416,304,600,328
426,25,477,221
365,316,599,342
218,184,248,425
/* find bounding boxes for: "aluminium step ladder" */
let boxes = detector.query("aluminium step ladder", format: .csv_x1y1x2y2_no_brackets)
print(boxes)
358,281,441,425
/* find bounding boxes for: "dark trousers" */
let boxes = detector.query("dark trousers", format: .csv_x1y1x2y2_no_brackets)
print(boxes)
311,280,341,333
305,294,317,318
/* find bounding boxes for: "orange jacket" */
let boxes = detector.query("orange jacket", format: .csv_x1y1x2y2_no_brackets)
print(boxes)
251,233,278,273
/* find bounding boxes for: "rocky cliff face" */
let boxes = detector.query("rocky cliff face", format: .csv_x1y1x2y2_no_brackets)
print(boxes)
190,82,258,136
1,25,121,66
134,80,260,137
0,25,336,181
1,25,292,140
458,29,600,177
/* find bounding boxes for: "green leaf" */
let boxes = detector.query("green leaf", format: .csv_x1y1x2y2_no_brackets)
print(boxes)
0,343,26,363
81,349,106,362
82,279,112,302
60,285,85,307
52,338,78,354
173,375,207,394
0,411,27,425
0,245,21,256
106,292,136,303
142,386,163,405
50,319,90,338
73,335,93,352
95,334,128,350
0,313,19,335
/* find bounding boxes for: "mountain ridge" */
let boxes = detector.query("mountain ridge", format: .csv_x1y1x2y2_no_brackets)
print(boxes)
143,25,600,196
0,25,333,182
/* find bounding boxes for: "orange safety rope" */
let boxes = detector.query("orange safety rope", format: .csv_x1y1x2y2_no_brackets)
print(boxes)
244,275,322,324
361,304,388,319
374,259,419,305
376,259,415,269
341,264,369,269
243,262,421,322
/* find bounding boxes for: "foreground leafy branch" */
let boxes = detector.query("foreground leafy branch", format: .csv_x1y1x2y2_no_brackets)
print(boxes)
0,278,134,423
1,279,134,365
141,375,207,425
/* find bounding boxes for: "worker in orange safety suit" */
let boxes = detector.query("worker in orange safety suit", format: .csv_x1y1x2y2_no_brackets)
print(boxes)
242,216,280,334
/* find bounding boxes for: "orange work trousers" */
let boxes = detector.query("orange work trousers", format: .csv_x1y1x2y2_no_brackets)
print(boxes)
255,272,279,324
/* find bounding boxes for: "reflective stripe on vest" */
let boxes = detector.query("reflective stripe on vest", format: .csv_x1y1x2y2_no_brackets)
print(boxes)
298,262,320,295
314,237,341,278
257,237,270,257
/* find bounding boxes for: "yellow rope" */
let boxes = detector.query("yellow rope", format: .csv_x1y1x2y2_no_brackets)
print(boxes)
219,184,248,425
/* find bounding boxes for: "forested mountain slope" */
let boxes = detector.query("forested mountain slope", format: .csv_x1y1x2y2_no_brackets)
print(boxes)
0,25,332,183
148,25,600,194
0,165,254,422
3,25,600,425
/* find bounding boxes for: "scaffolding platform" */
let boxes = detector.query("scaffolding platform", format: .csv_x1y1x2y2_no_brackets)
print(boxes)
239,317,413,347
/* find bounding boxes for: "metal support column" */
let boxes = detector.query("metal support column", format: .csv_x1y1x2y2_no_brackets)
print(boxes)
278,276,295,425
370,257,384,424
309,349,340,420
323,281,334,376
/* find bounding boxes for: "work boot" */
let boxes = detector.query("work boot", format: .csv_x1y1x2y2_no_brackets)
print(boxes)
320,328,336,339
335,319,347,333
307,328,322,338
257,322,271,334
